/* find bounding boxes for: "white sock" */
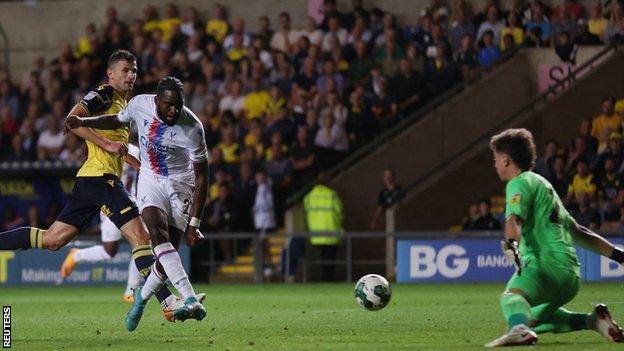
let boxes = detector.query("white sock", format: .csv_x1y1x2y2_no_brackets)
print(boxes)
153,242,196,300
140,266,167,301
124,259,142,296
73,245,112,263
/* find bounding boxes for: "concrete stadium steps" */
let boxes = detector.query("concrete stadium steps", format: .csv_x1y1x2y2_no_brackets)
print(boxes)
211,234,285,283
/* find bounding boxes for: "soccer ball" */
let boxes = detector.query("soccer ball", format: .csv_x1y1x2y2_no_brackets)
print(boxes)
354,274,391,311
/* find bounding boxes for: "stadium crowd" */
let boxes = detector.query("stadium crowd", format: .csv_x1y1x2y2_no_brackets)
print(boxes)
2,0,624,235
463,95,624,231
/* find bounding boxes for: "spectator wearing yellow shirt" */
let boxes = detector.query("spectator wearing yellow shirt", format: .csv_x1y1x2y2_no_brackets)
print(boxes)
244,118,265,157
266,85,286,117
565,158,597,205
142,5,160,33
265,131,289,161
206,4,229,43
226,34,249,62
616,98,624,116
159,3,182,43
588,2,608,38
217,126,240,164
243,79,271,120
75,23,97,58
500,12,524,50
208,169,230,202
591,96,621,153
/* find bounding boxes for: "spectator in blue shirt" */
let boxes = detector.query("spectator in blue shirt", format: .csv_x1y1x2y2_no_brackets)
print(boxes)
526,4,552,45
478,30,501,67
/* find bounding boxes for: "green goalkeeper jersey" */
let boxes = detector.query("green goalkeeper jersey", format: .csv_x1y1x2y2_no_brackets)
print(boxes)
505,171,579,268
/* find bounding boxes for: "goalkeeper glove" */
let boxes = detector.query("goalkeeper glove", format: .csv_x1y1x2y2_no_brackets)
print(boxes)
501,239,522,275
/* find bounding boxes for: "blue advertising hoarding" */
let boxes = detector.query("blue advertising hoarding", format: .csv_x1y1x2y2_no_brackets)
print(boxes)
0,242,190,286
397,238,624,283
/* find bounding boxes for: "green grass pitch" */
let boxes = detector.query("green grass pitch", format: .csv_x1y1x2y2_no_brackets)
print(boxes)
2,282,623,350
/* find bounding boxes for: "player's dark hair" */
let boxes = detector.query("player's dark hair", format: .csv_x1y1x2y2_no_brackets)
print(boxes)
489,128,537,171
108,49,136,68
157,76,184,98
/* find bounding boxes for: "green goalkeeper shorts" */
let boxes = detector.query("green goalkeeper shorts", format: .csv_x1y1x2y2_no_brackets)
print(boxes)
506,256,581,321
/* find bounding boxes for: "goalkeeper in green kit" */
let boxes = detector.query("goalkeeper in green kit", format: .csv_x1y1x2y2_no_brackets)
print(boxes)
486,128,624,347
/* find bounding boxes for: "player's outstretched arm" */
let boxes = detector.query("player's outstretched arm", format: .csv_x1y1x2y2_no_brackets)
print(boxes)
570,219,624,264
66,113,125,130
65,105,127,156
185,160,209,246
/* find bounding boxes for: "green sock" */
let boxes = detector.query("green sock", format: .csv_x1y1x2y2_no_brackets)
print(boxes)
532,308,589,334
501,293,532,327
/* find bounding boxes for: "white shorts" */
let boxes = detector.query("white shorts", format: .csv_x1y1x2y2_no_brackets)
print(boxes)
137,172,194,231
100,212,122,242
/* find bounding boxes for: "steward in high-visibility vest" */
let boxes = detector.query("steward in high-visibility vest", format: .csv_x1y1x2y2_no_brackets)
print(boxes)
304,184,343,246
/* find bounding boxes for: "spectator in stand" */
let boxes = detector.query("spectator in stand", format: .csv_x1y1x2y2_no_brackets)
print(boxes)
255,16,274,50
425,43,458,96
591,96,621,154
59,133,86,162
472,198,502,230
243,78,271,120
0,79,19,119
314,108,349,170
370,76,398,129
301,17,324,47
25,204,42,228
180,6,203,38
391,58,426,116
500,12,524,50
36,114,64,161
223,17,251,51
270,12,301,55
290,125,316,188
219,79,246,117
252,168,276,276
575,18,604,45
449,7,476,50
2,206,24,231
550,155,570,199
370,168,405,230
454,34,479,79
551,5,578,43
462,203,480,231
566,135,596,173
3,134,26,162
595,132,624,177
206,4,229,43
588,1,609,39
608,15,624,45
159,3,182,43
476,5,504,44
206,183,239,261
575,118,599,155
565,158,597,206
566,0,584,20
570,191,601,229
526,3,552,45
317,59,345,96
597,156,624,224
217,125,240,165
322,16,348,52
348,40,374,87
535,139,558,180
555,31,577,64
524,26,546,47
231,161,256,233
478,30,501,67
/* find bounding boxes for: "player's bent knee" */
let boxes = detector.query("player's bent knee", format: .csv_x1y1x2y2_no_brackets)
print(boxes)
120,217,151,247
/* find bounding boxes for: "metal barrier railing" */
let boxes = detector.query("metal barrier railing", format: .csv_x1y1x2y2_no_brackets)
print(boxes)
198,228,624,283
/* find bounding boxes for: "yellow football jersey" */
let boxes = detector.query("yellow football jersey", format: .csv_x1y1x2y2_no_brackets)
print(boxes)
75,85,129,178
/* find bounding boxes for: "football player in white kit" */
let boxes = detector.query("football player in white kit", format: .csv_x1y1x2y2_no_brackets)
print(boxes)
66,77,209,330
60,143,142,301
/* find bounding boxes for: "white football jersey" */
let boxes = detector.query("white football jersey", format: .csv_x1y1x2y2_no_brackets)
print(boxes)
118,94,208,180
